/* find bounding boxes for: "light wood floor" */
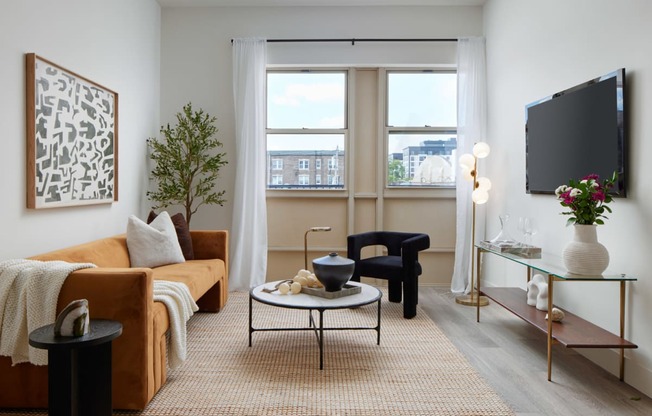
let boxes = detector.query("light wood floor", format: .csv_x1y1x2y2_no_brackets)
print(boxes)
419,286,652,416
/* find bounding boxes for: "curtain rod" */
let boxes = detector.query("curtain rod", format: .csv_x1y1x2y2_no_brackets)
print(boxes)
231,38,458,45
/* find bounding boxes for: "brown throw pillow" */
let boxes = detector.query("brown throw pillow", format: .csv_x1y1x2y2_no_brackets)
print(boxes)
147,211,194,260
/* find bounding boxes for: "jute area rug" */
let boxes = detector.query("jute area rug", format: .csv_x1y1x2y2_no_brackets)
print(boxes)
6,289,513,416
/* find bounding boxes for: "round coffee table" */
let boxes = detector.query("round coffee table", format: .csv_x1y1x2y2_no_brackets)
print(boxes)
249,281,382,369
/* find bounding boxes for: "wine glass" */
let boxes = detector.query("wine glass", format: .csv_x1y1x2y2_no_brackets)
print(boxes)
517,217,527,247
517,217,538,247
523,217,538,247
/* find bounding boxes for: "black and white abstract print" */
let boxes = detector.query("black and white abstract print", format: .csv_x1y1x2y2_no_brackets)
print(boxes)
33,57,116,207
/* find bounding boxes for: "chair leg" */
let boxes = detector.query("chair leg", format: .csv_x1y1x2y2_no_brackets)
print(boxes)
403,303,417,319
403,278,418,319
388,280,402,303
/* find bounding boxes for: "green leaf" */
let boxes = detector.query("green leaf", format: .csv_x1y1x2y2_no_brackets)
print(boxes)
148,102,228,226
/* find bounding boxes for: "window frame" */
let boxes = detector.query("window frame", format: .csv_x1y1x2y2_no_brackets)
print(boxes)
266,68,349,192
384,69,458,189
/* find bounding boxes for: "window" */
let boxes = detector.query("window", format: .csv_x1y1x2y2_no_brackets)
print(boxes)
315,175,321,185
386,71,457,187
271,175,283,185
327,175,340,185
298,175,309,185
267,71,347,189
272,159,283,170
327,158,338,170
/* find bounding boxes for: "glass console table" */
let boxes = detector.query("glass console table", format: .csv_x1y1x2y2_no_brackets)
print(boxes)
475,243,638,382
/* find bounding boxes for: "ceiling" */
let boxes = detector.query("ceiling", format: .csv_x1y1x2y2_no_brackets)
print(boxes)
157,0,485,7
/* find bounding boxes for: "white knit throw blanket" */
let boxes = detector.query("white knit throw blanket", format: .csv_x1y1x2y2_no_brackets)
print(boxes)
153,280,198,369
0,259,96,365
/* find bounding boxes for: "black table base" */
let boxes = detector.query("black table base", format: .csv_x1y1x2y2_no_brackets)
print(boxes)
29,319,122,416
249,295,381,370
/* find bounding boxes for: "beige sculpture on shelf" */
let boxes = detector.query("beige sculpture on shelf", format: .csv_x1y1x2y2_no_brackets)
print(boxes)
526,275,565,322
546,307,566,322
526,274,549,312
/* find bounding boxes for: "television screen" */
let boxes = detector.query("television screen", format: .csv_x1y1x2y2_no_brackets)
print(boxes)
525,68,626,196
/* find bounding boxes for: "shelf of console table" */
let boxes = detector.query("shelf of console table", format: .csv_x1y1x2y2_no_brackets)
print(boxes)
482,287,637,349
475,245,638,382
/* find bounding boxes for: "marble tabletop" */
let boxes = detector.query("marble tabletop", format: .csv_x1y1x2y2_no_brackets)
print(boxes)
250,280,382,310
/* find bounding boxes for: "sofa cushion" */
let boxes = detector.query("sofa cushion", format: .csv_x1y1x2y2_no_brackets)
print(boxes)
152,259,225,301
127,212,185,268
147,211,194,261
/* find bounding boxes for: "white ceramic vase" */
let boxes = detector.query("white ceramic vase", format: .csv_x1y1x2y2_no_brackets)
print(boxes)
562,224,609,275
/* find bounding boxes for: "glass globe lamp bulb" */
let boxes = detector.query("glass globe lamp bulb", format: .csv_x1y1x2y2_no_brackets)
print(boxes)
476,176,492,191
462,167,474,182
459,153,475,169
473,142,491,159
472,189,489,204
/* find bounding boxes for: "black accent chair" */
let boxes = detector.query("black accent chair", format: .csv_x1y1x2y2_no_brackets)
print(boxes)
347,232,430,319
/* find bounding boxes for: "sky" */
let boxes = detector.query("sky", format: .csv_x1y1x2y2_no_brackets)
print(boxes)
266,71,457,153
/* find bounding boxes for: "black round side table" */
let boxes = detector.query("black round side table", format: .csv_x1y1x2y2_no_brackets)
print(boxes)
29,319,122,416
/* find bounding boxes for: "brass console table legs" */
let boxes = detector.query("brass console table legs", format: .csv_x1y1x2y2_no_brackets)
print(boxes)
547,274,554,381
620,281,626,381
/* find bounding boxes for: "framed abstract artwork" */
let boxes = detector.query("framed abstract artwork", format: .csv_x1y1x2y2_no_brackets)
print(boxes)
25,53,119,209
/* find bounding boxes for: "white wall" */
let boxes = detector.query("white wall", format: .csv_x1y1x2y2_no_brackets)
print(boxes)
0,0,161,258
484,0,652,395
160,5,483,231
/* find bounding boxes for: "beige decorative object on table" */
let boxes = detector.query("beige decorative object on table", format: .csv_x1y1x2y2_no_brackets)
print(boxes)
54,299,89,337
290,282,302,294
277,282,290,295
261,269,325,296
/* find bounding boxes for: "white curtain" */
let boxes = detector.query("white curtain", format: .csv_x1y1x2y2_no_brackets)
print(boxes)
230,38,268,291
451,37,488,294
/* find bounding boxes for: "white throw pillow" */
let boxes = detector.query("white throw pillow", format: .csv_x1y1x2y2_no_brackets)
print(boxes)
126,211,186,268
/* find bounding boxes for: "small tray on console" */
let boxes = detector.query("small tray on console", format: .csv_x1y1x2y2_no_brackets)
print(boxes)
301,284,361,299
479,241,542,258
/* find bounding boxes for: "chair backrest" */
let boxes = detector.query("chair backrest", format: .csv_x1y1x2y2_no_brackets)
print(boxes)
347,231,430,259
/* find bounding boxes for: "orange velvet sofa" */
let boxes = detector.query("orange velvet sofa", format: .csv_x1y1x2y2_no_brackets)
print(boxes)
0,230,228,410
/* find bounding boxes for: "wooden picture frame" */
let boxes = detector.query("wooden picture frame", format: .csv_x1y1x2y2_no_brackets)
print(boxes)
26,53,119,209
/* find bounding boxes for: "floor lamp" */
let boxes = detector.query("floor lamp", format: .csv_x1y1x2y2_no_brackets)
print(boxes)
304,226,332,270
455,142,491,307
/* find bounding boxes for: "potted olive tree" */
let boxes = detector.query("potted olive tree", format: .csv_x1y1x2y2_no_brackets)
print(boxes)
147,103,227,226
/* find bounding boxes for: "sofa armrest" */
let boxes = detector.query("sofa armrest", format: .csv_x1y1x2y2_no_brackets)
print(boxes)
58,267,155,409
191,230,229,275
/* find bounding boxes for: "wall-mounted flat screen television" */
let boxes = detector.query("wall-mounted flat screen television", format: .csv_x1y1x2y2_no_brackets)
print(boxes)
525,68,626,196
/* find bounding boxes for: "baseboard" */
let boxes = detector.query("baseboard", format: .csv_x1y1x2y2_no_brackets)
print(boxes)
579,348,652,398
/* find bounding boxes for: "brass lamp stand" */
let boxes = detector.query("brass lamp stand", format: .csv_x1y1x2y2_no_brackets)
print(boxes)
455,196,489,306
304,227,332,270
455,142,491,307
